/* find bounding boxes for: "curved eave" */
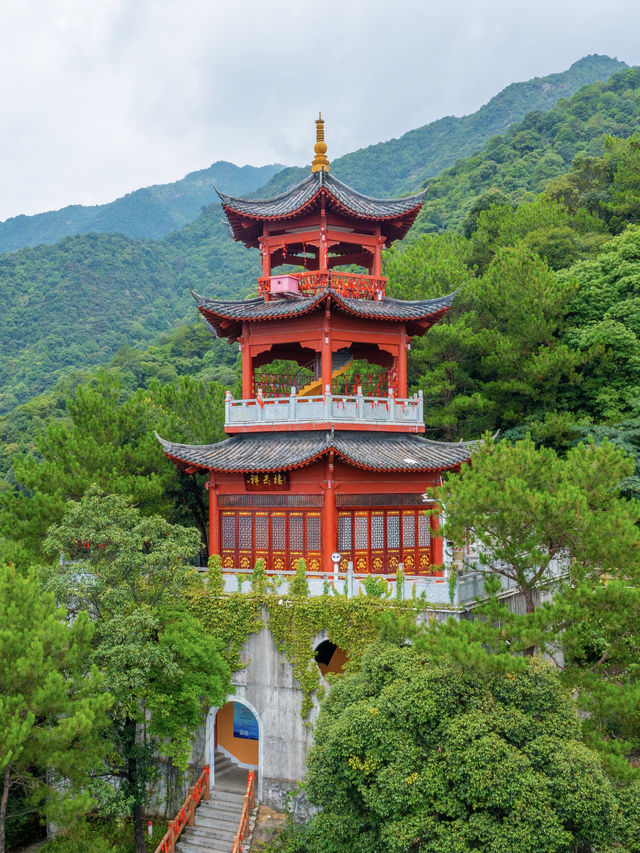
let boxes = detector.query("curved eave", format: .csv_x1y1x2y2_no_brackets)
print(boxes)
156,431,474,475
219,176,428,246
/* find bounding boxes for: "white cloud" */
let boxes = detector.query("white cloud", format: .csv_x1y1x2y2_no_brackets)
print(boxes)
0,0,638,220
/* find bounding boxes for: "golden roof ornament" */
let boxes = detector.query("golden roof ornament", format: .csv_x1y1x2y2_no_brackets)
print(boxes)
311,112,330,173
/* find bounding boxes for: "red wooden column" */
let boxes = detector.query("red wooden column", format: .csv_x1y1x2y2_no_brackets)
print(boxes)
430,506,443,567
323,452,338,573
261,223,270,278
208,471,220,557
321,303,332,391
372,225,383,277
319,194,328,270
241,323,253,398
397,333,408,397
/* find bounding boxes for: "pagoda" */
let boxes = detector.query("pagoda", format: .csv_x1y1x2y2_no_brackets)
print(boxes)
158,116,473,576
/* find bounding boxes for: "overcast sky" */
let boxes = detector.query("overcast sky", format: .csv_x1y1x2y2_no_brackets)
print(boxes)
1,0,639,222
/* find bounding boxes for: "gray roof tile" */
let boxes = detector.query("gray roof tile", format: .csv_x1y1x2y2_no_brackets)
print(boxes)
216,171,428,221
156,430,474,473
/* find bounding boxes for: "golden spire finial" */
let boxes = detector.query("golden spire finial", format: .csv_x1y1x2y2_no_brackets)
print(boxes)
311,112,330,173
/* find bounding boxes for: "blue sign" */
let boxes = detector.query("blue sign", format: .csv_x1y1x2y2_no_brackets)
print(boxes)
233,703,259,740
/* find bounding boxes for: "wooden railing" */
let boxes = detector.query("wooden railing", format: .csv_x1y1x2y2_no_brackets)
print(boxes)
153,765,210,853
258,271,386,300
232,770,256,853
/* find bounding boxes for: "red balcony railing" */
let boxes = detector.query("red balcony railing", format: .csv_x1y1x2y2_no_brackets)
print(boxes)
258,270,386,301
232,771,256,853
154,765,210,853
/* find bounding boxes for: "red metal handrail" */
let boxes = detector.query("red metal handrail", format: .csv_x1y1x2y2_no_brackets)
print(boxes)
154,765,210,853
258,270,386,300
232,770,256,853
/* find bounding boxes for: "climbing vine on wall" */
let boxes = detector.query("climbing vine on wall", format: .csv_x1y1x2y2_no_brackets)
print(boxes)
186,559,419,719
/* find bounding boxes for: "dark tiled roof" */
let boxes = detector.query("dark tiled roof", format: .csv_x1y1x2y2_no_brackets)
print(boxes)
333,291,457,321
193,287,456,337
192,290,324,323
156,430,474,474
216,171,428,221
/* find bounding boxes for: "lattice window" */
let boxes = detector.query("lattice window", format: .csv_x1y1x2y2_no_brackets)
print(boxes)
222,514,236,549
337,493,426,507
219,494,323,508
238,515,252,549
387,513,400,548
289,514,304,550
402,512,415,548
306,515,321,550
418,513,431,547
371,514,384,549
354,515,368,550
271,515,286,550
338,515,352,550
255,514,269,550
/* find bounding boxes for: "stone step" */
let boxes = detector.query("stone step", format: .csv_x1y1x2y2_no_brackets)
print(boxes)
176,840,229,853
203,791,245,807
193,812,242,831
187,824,237,842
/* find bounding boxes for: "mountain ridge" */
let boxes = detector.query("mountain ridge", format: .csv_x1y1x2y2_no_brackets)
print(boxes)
0,161,283,253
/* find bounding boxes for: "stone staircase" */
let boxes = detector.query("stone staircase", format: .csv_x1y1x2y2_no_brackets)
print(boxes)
175,754,256,853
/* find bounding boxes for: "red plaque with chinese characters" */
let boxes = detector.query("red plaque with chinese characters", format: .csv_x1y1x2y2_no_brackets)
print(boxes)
244,472,289,491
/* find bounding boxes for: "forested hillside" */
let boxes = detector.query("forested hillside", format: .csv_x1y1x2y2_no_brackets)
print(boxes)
0,160,283,253
0,60,636,416
255,54,625,198
0,214,256,413
415,66,640,232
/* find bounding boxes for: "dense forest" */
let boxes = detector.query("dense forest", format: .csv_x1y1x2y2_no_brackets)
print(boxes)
3,56,640,852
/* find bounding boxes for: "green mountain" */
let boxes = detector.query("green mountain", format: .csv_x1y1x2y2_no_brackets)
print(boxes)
255,55,626,199
414,66,640,233
0,161,283,253
0,57,635,416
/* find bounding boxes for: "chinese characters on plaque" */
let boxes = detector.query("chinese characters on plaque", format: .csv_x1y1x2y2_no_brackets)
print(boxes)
244,471,289,491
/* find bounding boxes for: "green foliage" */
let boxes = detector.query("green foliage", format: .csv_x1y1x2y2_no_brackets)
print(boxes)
439,435,640,611
251,557,268,596
289,643,618,853
0,369,227,561
0,564,111,852
361,575,389,598
415,67,640,234
40,490,231,851
266,595,412,719
207,553,225,596
289,558,309,598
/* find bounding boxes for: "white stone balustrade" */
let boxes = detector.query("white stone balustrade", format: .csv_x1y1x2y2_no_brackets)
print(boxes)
224,388,424,429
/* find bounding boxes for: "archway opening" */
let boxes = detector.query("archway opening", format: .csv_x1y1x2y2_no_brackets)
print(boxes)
215,701,259,770
315,640,348,676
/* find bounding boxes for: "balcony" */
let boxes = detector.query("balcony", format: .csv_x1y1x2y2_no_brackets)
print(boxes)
257,270,386,301
224,388,424,433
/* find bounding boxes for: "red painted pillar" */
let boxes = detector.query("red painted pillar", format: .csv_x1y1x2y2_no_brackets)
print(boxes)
321,304,332,392
319,195,328,271
430,507,443,567
241,324,253,398
372,226,383,278
397,334,407,397
323,453,337,573
208,472,220,557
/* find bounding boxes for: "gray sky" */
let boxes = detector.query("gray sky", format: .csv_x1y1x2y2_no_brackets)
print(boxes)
1,0,639,221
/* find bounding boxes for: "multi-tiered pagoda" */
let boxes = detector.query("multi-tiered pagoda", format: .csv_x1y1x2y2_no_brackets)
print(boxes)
158,116,472,576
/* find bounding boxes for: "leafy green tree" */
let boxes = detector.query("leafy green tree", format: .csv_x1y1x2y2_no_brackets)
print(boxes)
41,489,232,853
438,435,640,613
0,564,111,853
290,558,309,597
291,642,618,853
0,369,226,560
